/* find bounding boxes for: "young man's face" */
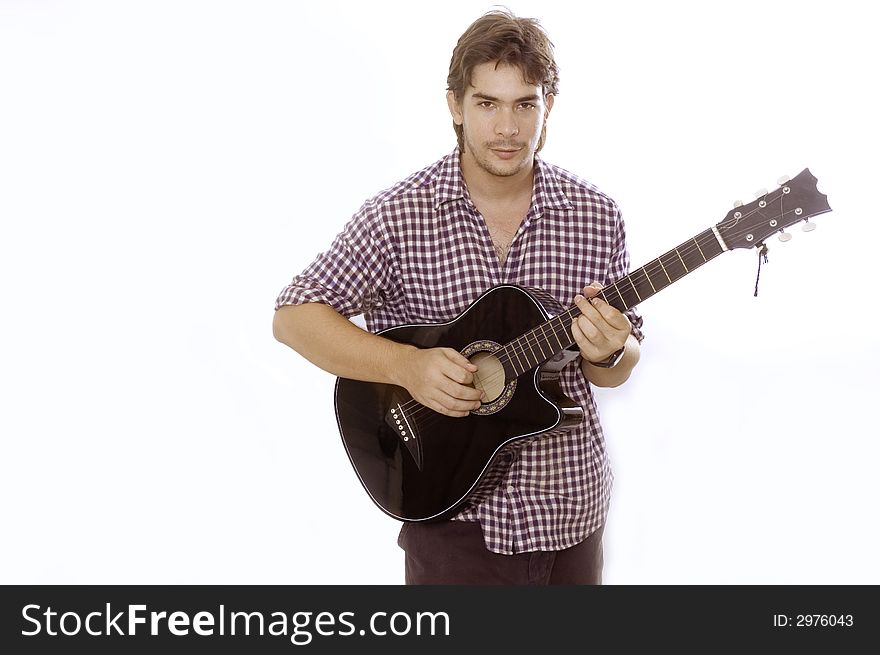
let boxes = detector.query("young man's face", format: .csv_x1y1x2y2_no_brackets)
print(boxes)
448,61,553,179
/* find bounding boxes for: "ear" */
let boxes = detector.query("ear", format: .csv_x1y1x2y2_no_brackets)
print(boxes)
446,90,463,126
544,93,555,120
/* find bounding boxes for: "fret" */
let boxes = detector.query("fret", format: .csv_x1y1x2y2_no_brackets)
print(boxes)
661,249,688,282
559,309,578,337
548,317,566,351
534,325,550,360
626,275,643,303
644,258,672,292
693,236,707,262
630,267,654,301
499,224,734,376
523,335,538,370
526,335,541,366
615,280,641,310
685,231,719,270
680,249,704,273
509,338,526,374
524,344,537,373
675,247,689,273
696,228,724,261
602,282,626,313
657,257,672,284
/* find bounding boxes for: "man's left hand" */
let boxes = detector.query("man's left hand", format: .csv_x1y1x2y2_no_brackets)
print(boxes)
571,282,631,364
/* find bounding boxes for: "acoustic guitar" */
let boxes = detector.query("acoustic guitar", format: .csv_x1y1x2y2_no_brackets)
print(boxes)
334,169,831,522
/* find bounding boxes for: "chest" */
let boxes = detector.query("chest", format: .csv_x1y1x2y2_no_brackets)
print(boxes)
475,198,532,266
388,201,612,325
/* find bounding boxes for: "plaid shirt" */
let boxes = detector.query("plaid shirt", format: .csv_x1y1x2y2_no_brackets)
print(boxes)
275,149,643,554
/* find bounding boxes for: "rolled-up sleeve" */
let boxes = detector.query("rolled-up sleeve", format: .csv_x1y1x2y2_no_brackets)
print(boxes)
274,200,396,319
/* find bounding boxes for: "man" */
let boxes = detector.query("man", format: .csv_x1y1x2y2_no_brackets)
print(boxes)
273,10,643,584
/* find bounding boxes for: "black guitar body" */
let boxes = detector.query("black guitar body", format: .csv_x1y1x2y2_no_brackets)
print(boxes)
334,285,584,522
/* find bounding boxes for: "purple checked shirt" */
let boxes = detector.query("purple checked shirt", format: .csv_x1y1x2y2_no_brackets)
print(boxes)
275,149,643,554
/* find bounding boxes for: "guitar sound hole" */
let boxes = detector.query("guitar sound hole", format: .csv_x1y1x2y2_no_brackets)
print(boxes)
469,351,506,402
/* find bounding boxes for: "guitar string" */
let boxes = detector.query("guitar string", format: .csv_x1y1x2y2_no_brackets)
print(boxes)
398,201,807,422
398,232,707,423
398,215,784,425
439,199,802,384
398,221,758,423
395,199,811,422
484,199,805,377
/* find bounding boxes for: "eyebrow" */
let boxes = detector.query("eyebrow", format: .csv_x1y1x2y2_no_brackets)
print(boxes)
471,92,541,103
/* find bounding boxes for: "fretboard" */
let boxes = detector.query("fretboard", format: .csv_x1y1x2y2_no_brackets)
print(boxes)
500,227,726,376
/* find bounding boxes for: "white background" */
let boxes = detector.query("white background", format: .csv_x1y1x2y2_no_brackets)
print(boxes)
1,0,877,584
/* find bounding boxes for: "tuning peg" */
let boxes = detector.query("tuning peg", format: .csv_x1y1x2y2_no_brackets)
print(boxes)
733,199,743,208
802,219,816,232
754,188,768,199
777,175,790,186
778,231,792,242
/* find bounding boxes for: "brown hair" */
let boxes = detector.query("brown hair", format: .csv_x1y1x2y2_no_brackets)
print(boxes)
447,9,559,152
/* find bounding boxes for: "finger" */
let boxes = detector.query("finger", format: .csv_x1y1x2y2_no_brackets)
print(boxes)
431,402,469,418
426,391,479,417
440,377,484,402
573,296,620,353
578,287,630,333
574,294,609,335
576,294,625,343
575,315,605,343
589,296,632,331
417,387,469,417
575,317,614,359
443,348,479,372
584,317,627,354
571,317,602,361
440,392,483,412
581,282,604,299
570,316,589,350
438,356,476,385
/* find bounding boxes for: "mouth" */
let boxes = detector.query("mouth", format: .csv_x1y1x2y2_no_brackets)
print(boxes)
490,147,523,160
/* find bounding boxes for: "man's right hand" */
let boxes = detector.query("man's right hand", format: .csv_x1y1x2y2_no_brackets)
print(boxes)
394,347,485,417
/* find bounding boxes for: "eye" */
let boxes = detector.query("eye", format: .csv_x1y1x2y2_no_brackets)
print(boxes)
518,102,537,110
478,101,494,109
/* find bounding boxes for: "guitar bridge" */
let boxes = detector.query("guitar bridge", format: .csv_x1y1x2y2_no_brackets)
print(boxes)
386,402,423,471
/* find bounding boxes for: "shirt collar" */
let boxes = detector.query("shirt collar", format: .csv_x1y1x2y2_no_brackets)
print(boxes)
434,148,573,214
532,154,574,214
433,149,468,208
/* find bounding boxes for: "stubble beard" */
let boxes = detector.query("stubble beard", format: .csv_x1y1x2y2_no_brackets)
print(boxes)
463,132,535,179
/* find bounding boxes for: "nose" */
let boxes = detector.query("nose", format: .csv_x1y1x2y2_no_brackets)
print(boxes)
494,108,519,138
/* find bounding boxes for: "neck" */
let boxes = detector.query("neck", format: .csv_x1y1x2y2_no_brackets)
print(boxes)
498,225,728,378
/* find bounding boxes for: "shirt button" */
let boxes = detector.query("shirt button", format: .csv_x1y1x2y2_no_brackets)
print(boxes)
506,484,516,494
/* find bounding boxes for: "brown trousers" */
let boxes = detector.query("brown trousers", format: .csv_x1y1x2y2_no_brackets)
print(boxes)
397,520,604,585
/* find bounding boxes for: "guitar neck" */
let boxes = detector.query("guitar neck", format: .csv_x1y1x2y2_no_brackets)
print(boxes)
502,226,727,376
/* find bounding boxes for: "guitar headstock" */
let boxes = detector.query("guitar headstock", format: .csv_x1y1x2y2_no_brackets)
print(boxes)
716,169,831,250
